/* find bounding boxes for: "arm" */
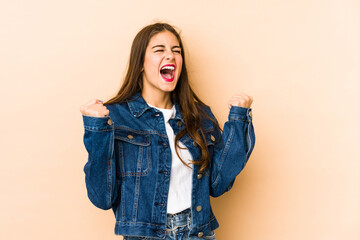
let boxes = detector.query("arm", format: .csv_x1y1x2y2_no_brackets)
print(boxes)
209,96,255,197
81,100,119,210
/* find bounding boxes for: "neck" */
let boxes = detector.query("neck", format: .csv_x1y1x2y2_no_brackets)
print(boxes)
141,90,173,109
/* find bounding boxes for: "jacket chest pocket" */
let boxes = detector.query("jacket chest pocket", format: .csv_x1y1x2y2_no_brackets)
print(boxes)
114,129,151,176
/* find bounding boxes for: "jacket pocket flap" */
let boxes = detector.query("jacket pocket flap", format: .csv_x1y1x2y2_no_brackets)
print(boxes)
114,129,150,146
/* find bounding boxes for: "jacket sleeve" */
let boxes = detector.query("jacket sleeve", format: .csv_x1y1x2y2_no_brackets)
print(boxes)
209,106,255,197
82,115,118,210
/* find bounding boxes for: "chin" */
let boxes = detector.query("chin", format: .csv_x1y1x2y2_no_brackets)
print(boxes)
160,80,178,92
160,86,177,93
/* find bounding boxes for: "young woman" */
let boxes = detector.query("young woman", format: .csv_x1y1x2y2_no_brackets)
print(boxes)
80,23,255,240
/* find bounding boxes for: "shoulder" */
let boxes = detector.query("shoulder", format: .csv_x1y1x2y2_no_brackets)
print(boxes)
105,101,128,114
104,101,133,126
195,102,219,131
196,103,217,121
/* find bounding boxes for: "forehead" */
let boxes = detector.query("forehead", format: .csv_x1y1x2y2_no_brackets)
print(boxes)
148,31,180,47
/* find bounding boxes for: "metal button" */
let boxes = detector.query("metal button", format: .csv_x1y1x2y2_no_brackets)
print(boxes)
249,111,252,117
196,205,202,212
197,174,202,180
107,119,113,125
177,121,182,127
210,135,215,142
127,135,134,140
193,142,197,147
197,232,204,237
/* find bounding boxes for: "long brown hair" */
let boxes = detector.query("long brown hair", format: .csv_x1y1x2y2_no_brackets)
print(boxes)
105,22,220,173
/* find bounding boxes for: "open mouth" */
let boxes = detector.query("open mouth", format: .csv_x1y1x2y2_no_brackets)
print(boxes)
160,64,175,82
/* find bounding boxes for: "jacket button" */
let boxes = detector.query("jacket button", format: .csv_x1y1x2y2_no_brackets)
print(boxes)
107,119,113,125
196,205,202,212
198,232,204,237
127,135,134,140
193,142,197,147
177,121,182,127
197,174,202,179
210,135,215,141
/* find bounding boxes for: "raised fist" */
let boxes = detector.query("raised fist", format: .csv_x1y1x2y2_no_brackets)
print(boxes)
228,93,253,109
80,99,109,117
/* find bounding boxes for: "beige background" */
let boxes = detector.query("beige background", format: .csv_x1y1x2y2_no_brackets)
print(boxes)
1,0,360,239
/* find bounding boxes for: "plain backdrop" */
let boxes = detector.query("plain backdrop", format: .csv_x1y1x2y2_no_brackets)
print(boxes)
1,0,360,239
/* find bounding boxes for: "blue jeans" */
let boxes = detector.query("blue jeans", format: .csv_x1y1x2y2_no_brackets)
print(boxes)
123,208,216,240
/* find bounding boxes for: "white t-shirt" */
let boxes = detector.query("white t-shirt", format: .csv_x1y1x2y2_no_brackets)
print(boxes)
148,104,193,214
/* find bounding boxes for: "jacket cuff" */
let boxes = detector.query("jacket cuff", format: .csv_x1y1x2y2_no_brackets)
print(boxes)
228,106,252,121
82,115,113,131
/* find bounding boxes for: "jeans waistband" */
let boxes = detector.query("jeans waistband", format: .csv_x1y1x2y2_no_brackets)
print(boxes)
166,208,191,231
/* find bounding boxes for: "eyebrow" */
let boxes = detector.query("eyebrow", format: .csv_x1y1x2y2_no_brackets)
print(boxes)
151,45,181,49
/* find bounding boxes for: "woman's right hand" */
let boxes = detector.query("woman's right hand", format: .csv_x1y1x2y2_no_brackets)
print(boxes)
80,99,109,117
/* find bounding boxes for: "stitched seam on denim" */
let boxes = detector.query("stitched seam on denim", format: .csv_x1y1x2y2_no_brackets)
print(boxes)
148,146,151,175
219,123,235,169
119,171,150,176
115,126,167,139
127,95,152,118
115,221,163,226
115,136,150,146
119,143,126,221
84,127,112,132
107,130,114,208
210,123,234,190
136,107,151,117
127,98,137,116
118,137,152,176
121,180,125,221
132,146,143,221
115,126,154,134
245,122,252,159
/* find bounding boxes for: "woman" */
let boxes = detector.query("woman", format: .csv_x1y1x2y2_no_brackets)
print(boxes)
80,22,255,240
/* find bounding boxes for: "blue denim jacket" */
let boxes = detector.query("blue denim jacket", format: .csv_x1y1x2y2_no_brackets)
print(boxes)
82,93,255,239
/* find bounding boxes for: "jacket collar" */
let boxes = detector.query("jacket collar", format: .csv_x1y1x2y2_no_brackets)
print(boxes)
126,92,184,122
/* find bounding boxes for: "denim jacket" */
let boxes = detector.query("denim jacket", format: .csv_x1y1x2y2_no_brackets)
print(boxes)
82,93,255,239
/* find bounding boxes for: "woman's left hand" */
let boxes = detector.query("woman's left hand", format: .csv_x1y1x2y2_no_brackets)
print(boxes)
228,93,253,109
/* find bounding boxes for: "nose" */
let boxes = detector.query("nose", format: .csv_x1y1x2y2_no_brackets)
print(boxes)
165,50,175,60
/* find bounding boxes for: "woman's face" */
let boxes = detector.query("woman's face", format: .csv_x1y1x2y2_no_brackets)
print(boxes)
142,31,183,96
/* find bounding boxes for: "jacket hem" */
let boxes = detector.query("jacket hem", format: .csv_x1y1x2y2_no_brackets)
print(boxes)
114,217,220,239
